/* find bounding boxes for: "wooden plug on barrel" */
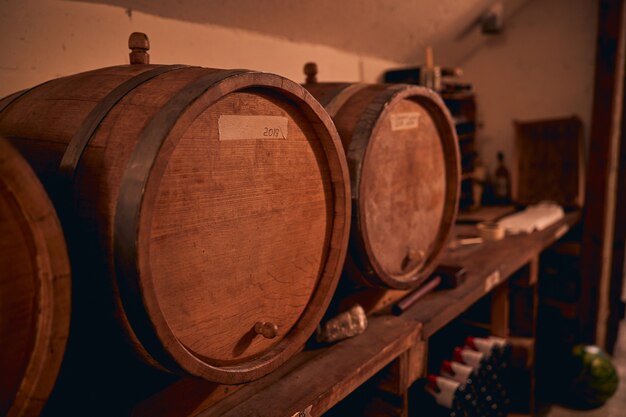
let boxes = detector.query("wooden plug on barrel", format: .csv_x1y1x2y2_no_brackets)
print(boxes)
129,32,150,64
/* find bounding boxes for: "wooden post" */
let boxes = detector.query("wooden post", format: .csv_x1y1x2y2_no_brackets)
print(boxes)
491,282,510,338
580,0,626,348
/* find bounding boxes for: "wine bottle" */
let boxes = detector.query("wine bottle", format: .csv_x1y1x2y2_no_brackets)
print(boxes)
426,374,475,417
453,347,504,417
493,152,511,205
466,336,512,378
441,360,480,413
464,337,512,416
441,360,475,383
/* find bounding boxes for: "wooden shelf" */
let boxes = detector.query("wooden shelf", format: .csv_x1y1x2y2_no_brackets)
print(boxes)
134,315,421,417
403,211,580,338
133,210,581,417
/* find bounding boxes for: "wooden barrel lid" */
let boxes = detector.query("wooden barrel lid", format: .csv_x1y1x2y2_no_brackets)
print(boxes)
114,71,351,382
356,87,459,288
0,137,71,417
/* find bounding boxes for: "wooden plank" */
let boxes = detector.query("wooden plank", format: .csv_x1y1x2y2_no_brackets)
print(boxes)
580,0,626,346
606,0,626,353
490,282,510,338
132,351,320,417
196,315,421,417
376,351,410,397
407,342,427,386
363,352,411,417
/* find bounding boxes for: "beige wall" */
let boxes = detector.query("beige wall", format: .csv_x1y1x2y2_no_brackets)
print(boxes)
0,0,597,178
457,0,597,174
0,0,400,98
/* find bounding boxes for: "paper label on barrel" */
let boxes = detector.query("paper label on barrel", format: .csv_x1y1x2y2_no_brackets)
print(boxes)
218,115,288,140
390,112,420,131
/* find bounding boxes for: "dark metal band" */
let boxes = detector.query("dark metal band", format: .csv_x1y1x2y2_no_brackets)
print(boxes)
113,69,250,371
58,65,188,181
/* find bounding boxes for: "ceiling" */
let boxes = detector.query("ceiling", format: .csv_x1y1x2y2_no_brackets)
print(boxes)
75,0,530,64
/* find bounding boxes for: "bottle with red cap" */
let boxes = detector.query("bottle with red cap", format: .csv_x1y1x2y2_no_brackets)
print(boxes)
452,346,506,417
463,336,512,417
425,374,475,417
465,336,512,379
441,360,480,411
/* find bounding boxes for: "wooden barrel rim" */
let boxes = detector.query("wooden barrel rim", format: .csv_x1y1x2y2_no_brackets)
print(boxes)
355,86,460,288
114,70,350,381
0,138,71,417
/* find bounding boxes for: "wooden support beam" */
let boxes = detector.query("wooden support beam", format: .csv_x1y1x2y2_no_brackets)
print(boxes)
490,282,510,338
580,0,626,347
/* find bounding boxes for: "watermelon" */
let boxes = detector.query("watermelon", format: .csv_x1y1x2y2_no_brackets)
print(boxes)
568,344,619,408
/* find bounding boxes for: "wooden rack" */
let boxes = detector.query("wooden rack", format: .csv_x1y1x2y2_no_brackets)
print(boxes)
133,211,581,417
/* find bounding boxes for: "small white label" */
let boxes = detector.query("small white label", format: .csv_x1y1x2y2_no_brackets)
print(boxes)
484,270,501,293
390,112,420,131
218,115,288,140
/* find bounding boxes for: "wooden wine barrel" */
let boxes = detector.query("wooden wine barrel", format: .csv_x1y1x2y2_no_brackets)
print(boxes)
304,63,460,289
0,137,71,417
0,35,350,384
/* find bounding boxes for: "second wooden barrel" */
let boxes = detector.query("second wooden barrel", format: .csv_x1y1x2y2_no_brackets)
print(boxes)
304,66,460,289
0,57,350,383
0,137,71,417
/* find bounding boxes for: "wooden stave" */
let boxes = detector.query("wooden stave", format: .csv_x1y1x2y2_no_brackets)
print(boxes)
304,82,461,289
0,65,351,384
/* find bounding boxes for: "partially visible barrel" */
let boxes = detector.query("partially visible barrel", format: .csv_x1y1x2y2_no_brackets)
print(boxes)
304,63,460,289
0,35,350,385
0,137,71,417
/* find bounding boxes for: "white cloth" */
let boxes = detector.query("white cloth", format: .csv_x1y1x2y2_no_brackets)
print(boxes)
497,202,564,234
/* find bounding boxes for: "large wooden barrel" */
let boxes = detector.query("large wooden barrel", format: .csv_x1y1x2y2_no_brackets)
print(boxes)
304,65,460,289
0,55,350,383
0,137,71,417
